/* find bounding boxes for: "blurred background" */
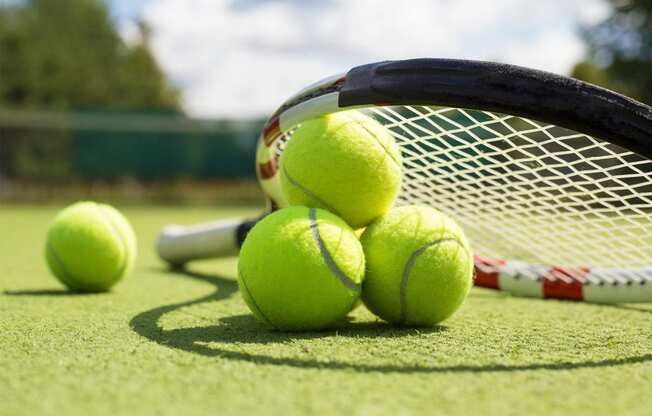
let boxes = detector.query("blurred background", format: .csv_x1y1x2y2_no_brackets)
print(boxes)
1,0,650,205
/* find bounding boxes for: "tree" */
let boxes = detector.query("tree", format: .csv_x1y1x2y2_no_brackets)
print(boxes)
0,0,180,179
572,0,652,105
0,0,180,111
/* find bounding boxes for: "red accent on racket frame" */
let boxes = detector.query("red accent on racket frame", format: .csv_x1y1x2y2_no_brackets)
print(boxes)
473,256,505,289
542,266,590,301
263,117,281,146
258,159,277,180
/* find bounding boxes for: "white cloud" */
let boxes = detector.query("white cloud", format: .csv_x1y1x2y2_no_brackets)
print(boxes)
117,20,142,46
502,30,586,75
141,0,610,119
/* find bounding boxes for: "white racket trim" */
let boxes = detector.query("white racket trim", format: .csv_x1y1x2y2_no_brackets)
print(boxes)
156,218,244,265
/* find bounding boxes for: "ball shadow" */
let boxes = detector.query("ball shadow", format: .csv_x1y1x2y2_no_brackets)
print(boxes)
212,313,447,343
129,265,652,373
3,288,103,297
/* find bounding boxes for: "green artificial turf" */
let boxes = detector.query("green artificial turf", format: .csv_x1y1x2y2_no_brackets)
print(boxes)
1,204,651,416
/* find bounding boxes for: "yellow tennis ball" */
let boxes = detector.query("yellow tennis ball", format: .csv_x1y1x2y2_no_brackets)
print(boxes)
279,110,402,229
238,206,365,331
360,205,473,326
45,201,137,292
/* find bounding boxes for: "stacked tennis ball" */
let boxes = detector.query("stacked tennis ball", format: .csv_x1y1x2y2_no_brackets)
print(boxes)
238,110,474,331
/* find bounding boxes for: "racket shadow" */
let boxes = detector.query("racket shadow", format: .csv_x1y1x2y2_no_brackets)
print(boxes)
129,266,652,374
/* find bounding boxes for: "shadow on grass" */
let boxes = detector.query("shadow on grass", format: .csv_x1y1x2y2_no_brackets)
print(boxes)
3,289,101,296
602,304,652,315
466,289,508,299
129,266,652,373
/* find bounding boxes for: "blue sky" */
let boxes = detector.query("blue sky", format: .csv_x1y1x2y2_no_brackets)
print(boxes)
107,0,148,22
105,0,610,119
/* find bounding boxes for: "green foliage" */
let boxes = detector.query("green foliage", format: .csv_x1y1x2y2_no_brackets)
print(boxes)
0,0,179,111
572,0,652,104
0,0,182,180
570,61,610,87
11,127,72,179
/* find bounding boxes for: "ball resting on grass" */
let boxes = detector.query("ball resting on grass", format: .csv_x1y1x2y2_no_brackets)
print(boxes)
45,201,137,292
279,110,402,229
360,205,473,326
238,206,365,331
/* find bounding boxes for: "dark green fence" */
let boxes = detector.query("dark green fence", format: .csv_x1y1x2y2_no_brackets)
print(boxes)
0,110,263,180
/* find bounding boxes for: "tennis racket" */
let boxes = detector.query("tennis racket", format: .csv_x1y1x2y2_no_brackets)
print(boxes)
157,58,652,304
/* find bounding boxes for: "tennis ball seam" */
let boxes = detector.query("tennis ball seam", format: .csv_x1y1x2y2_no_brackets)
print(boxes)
239,270,275,327
308,208,362,292
94,204,130,281
45,241,78,289
281,164,343,217
350,118,401,168
318,114,401,169
399,238,470,324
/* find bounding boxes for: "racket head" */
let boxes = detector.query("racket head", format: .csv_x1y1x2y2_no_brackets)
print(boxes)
254,59,652,301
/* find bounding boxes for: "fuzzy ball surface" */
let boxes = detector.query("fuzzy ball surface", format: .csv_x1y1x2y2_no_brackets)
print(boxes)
360,205,473,326
279,110,402,229
238,206,365,331
45,201,137,292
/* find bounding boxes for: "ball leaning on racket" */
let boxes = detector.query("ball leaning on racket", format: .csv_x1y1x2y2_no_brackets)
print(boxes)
237,206,365,331
360,205,473,326
45,201,137,292
279,110,402,229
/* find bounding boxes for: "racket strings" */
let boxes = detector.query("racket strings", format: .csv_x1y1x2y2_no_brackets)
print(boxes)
367,105,652,270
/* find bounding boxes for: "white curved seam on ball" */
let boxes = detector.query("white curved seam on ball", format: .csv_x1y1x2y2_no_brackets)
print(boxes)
46,241,76,288
352,119,401,168
95,204,129,280
239,271,274,327
309,208,361,292
282,164,342,217
399,238,467,323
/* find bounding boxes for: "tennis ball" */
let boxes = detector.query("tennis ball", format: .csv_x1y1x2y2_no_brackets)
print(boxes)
360,205,473,326
238,206,365,331
45,201,137,292
280,110,402,229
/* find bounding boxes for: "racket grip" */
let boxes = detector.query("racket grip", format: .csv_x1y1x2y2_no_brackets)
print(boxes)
156,218,244,265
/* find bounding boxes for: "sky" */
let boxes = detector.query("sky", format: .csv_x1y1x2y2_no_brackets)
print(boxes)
108,0,610,119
